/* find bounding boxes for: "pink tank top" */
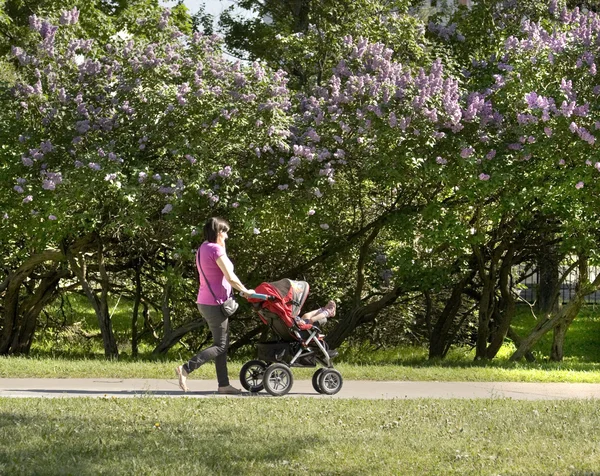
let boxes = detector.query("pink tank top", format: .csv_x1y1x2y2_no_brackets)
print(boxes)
196,241,232,305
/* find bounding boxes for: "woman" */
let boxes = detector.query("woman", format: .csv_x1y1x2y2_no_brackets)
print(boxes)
176,217,254,394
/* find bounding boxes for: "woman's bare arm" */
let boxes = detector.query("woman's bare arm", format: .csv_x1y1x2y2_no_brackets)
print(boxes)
216,255,254,296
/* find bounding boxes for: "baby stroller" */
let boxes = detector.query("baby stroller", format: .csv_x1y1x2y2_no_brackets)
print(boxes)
240,279,343,396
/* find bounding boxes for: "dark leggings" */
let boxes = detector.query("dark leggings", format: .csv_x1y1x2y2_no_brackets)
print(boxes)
183,304,230,387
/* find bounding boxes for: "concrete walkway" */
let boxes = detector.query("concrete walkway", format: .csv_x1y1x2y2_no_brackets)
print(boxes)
1,378,600,399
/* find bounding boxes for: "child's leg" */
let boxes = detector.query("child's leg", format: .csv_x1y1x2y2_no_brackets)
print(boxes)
301,301,336,323
301,308,323,322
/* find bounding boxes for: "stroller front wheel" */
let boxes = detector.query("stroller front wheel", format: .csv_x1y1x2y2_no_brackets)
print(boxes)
263,363,294,396
240,360,267,393
318,368,343,395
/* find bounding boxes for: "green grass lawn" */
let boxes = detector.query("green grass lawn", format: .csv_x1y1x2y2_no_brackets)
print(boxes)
0,397,598,475
12,298,600,382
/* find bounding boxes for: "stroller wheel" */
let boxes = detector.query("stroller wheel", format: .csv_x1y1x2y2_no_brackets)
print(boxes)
263,363,294,397
239,360,267,393
312,369,325,393
318,369,343,395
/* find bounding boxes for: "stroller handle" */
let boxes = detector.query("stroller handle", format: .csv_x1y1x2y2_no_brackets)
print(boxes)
245,292,277,302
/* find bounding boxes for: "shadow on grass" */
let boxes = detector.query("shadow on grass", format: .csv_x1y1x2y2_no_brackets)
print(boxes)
0,409,329,475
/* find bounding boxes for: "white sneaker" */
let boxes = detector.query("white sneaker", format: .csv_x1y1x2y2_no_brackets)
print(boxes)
175,365,189,392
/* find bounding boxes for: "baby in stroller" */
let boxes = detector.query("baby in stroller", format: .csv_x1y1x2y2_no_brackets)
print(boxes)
241,279,343,396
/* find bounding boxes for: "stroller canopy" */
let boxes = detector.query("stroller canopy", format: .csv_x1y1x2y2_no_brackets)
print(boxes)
248,279,310,328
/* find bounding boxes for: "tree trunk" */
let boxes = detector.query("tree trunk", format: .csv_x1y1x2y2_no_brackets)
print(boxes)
152,319,206,354
326,285,405,350
475,276,494,360
550,322,568,362
507,326,535,362
510,262,596,362
9,270,68,354
549,256,588,362
66,246,118,359
161,277,172,338
131,263,142,357
485,247,516,360
0,250,63,355
429,277,468,359
538,238,560,315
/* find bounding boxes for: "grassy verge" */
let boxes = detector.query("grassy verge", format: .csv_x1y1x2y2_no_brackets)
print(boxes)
0,397,599,475
10,301,600,382
3,353,600,382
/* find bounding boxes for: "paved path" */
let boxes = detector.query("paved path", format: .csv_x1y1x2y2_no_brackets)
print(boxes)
1,378,600,400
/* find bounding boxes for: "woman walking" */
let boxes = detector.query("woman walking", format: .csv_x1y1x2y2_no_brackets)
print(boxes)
176,217,254,394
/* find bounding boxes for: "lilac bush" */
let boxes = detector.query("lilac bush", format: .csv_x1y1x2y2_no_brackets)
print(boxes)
1,7,292,257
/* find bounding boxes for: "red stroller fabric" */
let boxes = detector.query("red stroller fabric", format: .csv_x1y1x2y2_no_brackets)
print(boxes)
248,279,312,330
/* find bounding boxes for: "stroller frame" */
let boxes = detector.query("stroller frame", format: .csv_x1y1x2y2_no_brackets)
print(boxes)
257,314,333,369
240,286,343,396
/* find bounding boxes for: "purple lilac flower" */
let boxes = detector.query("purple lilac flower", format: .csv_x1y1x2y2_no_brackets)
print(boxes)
575,182,584,189
88,162,101,171
23,195,33,204
22,156,33,167
59,8,79,25
48,214,57,220
42,180,56,190
14,186,24,193
307,209,316,216
40,140,53,153
105,173,117,182
559,159,565,165
460,147,474,158
578,128,596,145
218,166,232,178
486,149,496,160
436,157,447,165
479,173,490,181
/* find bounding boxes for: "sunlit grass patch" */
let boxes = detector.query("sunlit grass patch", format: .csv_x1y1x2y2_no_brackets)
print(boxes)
0,397,599,475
